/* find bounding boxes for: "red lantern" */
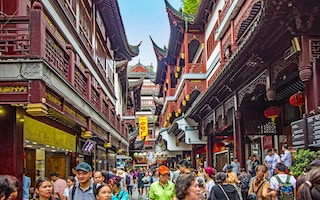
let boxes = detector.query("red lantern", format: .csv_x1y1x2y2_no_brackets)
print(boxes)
289,91,304,118
264,106,281,123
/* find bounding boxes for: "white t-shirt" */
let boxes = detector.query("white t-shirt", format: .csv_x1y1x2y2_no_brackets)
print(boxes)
246,159,252,171
272,154,281,170
63,187,70,198
205,179,216,200
269,174,296,200
264,155,274,170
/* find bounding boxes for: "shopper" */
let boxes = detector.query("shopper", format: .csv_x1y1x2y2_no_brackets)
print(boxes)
108,176,129,200
0,175,19,200
35,177,54,200
175,173,200,200
209,172,240,200
50,172,67,200
62,176,75,200
95,184,112,200
69,162,95,200
23,168,31,200
149,165,176,200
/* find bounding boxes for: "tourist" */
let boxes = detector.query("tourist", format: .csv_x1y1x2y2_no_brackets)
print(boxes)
149,165,175,200
108,176,128,200
35,177,53,200
209,172,240,200
95,184,112,200
175,173,200,200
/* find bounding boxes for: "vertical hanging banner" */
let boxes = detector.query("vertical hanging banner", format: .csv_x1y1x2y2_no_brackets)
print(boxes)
139,116,148,140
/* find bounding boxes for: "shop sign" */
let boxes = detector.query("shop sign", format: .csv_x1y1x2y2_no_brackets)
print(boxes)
291,118,306,148
139,116,148,140
307,114,320,147
24,116,76,151
263,135,273,150
185,126,198,131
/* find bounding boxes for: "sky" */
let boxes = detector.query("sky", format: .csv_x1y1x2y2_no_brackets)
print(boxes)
118,0,182,68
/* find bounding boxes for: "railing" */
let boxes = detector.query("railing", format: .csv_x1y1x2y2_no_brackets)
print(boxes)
0,16,30,58
0,9,127,138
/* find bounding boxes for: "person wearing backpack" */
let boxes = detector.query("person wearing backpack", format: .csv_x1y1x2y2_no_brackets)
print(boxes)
237,168,251,200
269,163,296,200
247,165,276,200
125,170,133,199
69,162,97,200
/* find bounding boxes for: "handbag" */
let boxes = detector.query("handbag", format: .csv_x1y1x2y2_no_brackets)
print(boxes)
247,181,266,200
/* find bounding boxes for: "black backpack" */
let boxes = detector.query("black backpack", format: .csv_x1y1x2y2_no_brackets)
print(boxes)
240,174,250,190
125,174,130,185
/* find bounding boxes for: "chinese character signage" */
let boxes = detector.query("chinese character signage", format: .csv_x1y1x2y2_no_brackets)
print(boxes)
139,116,148,140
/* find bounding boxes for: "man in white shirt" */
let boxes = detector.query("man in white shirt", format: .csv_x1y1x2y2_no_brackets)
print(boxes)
246,155,252,174
270,163,296,200
264,149,274,178
272,148,281,174
231,157,241,175
281,144,292,167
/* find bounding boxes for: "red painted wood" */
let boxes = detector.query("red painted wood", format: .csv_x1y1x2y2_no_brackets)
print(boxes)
0,105,23,199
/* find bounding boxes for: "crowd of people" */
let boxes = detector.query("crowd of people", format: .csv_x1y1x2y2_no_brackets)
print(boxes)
1,145,320,200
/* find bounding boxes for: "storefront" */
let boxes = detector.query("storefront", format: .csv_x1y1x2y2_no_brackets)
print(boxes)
23,116,76,182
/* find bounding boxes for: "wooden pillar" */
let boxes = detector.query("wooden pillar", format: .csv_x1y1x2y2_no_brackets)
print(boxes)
29,80,46,103
207,134,214,167
304,58,320,115
191,145,196,169
30,2,45,58
0,105,23,199
234,109,244,167
66,44,75,86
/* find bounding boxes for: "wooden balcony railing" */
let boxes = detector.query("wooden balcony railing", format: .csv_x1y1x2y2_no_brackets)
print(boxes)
0,8,128,138
0,16,30,58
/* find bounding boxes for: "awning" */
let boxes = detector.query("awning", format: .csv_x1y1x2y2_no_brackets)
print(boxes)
116,155,132,160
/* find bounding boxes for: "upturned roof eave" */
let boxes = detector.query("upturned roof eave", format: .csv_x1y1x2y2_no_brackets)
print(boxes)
98,0,140,61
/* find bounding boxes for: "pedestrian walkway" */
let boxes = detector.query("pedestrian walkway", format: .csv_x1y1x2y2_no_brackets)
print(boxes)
131,185,148,200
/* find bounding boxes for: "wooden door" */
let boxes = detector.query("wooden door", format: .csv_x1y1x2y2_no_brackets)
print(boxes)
46,154,66,179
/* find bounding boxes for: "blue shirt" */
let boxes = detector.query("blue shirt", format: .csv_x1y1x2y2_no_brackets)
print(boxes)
281,150,292,167
69,182,97,200
111,189,129,200
23,175,31,200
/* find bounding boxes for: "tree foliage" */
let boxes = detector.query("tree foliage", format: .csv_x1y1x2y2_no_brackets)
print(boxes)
182,0,200,14
289,149,320,177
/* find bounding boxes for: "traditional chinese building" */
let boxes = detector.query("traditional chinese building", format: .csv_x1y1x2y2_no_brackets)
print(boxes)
153,0,320,169
124,61,162,166
0,0,138,193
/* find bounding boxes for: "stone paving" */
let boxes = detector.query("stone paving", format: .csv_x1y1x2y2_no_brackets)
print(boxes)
130,185,149,200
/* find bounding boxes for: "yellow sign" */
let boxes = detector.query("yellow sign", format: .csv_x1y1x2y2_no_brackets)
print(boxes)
139,116,148,140
24,116,76,151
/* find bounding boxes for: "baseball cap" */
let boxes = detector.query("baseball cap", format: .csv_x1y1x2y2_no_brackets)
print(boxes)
75,162,92,172
158,165,170,175
204,166,215,177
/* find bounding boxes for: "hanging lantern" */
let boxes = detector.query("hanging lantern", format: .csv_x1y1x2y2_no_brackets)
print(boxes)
181,53,185,59
177,66,181,72
175,112,179,117
175,72,179,78
164,86,167,92
182,100,187,106
104,142,112,148
166,79,169,83
186,94,190,101
289,91,305,118
178,108,182,114
264,106,281,123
